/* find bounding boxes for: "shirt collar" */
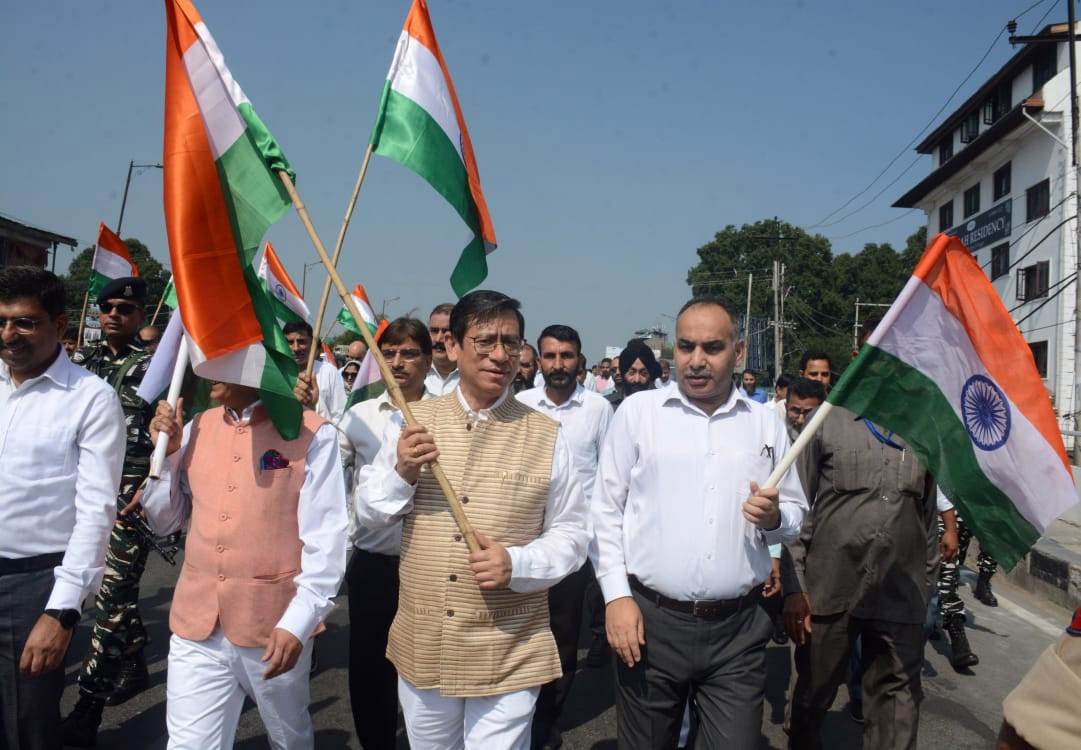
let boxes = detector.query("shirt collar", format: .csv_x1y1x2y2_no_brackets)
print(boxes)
225,399,262,424
456,386,509,423
0,345,71,391
537,383,585,408
663,380,750,417
429,364,458,382
376,387,436,411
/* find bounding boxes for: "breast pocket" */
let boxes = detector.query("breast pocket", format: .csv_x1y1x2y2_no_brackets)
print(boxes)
833,449,875,493
4,427,75,481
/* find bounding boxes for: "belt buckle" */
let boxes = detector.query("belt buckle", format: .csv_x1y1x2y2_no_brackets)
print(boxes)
692,599,713,617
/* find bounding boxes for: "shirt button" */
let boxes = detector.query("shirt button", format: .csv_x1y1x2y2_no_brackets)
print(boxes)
708,518,714,525
236,427,245,434
232,455,241,462
218,574,225,581
216,545,224,553
706,553,713,560
227,485,235,492
449,574,457,582
454,534,462,542
709,485,715,491
446,609,454,617
220,513,228,521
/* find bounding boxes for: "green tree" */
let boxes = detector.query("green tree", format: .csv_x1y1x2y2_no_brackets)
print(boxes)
901,225,928,274
62,238,169,323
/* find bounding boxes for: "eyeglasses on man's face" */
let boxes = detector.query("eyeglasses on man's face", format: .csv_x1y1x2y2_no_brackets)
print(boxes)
0,317,47,335
380,347,424,362
466,335,522,357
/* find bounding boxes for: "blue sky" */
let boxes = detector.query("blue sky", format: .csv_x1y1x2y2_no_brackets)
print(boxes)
1,0,1063,360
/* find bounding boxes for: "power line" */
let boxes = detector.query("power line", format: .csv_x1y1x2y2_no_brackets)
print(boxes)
826,208,922,242
807,22,1009,229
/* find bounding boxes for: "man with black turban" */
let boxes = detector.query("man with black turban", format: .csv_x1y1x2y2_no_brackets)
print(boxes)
606,339,662,409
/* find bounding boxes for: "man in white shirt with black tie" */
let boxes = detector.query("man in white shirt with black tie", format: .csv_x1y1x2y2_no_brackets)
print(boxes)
0,267,126,749
592,294,807,748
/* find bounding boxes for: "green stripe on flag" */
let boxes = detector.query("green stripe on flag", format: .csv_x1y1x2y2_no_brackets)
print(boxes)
242,265,301,440
829,346,1040,570
450,235,489,298
371,86,481,237
161,279,178,309
87,269,112,300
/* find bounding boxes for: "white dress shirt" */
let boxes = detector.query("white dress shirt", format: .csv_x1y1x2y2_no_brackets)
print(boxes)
355,387,590,593
0,348,126,610
142,402,348,642
516,384,613,501
338,388,435,555
423,364,460,396
314,358,347,425
582,371,598,392
592,384,807,604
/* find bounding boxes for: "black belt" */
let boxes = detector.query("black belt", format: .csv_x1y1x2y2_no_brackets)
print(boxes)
629,575,762,618
0,551,65,576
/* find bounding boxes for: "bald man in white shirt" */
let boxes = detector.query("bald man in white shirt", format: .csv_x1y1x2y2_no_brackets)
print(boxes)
592,295,807,748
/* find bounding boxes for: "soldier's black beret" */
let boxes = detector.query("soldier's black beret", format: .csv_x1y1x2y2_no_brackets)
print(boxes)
97,277,147,305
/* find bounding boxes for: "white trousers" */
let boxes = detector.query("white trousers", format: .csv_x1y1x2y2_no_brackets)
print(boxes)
398,676,540,750
166,628,314,750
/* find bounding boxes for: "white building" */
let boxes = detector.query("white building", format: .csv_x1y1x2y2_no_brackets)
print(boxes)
895,22,1080,433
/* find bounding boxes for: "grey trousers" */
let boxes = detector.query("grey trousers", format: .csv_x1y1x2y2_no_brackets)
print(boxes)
614,588,771,750
0,567,66,750
788,613,924,750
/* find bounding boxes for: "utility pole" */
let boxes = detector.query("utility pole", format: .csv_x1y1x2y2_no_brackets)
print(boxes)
744,273,753,361
772,259,781,378
779,262,787,370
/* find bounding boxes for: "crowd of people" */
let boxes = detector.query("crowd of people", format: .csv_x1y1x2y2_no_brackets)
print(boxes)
0,264,1074,750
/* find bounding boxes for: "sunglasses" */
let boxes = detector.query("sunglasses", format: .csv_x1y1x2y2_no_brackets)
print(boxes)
98,302,139,315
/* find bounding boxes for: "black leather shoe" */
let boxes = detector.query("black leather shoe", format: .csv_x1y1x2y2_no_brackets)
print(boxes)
61,694,105,748
106,650,149,706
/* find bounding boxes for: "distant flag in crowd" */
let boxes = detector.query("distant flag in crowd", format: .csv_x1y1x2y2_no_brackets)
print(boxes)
321,340,337,366
256,242,310,323
336,283,388,340
370,0,496,296
827,234,1078,570
163,0,300,438
345,349,386,409
160,276,179,309
88,222,138,300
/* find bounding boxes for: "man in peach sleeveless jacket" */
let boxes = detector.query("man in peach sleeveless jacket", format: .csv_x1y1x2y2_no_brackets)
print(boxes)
143,380,346,750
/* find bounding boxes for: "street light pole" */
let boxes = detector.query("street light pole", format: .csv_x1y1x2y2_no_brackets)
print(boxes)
301,261,321,297
116,160,163,235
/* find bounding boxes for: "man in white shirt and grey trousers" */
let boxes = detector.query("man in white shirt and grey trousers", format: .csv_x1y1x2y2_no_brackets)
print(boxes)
592,294,807,748
0,266,126,749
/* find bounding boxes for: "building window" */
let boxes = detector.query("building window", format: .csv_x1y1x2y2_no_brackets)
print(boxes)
993,162,1011,201
960,112,980,143
1033,48,1057,91
991,243,1010,280
1029,340,1048,378
964,184,981,218
1026,178,1050,222
1016,260,1050,301
939,137,953,164
985,81,1012,124
939,200,954,232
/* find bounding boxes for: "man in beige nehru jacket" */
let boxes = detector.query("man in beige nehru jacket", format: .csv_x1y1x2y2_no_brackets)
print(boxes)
356,290,589,750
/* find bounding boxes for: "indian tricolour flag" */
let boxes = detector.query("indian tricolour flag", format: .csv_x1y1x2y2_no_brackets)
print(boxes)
88,222,138,300
370,0,496,297
163,0,301,438
336,283,387,339
829,233,1078,569
257,242,309,323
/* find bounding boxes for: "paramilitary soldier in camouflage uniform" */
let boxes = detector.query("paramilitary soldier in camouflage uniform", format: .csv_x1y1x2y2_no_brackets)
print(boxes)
61,277,156,748
936,514,1000,671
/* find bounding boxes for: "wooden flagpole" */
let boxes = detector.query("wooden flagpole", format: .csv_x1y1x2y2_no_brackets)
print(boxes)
278,170,480,553
76,290,90,347
304,143,375,376
149,290,168,328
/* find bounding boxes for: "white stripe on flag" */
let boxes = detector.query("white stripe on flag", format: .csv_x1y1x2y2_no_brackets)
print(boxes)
879,281,1076,530
93,247,135,280
387,31,463,162
182,22,250,160
136,311,184,403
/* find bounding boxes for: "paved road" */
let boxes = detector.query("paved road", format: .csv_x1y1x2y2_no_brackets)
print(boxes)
63,551,1073,749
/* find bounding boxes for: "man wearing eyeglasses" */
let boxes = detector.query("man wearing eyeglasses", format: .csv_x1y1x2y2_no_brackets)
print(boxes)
63,277,159,746
338,317,434,750
355,290,589,750
0,266,126,749
784,378,827,442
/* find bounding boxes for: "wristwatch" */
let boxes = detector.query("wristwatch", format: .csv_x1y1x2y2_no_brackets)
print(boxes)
43,608,81,629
